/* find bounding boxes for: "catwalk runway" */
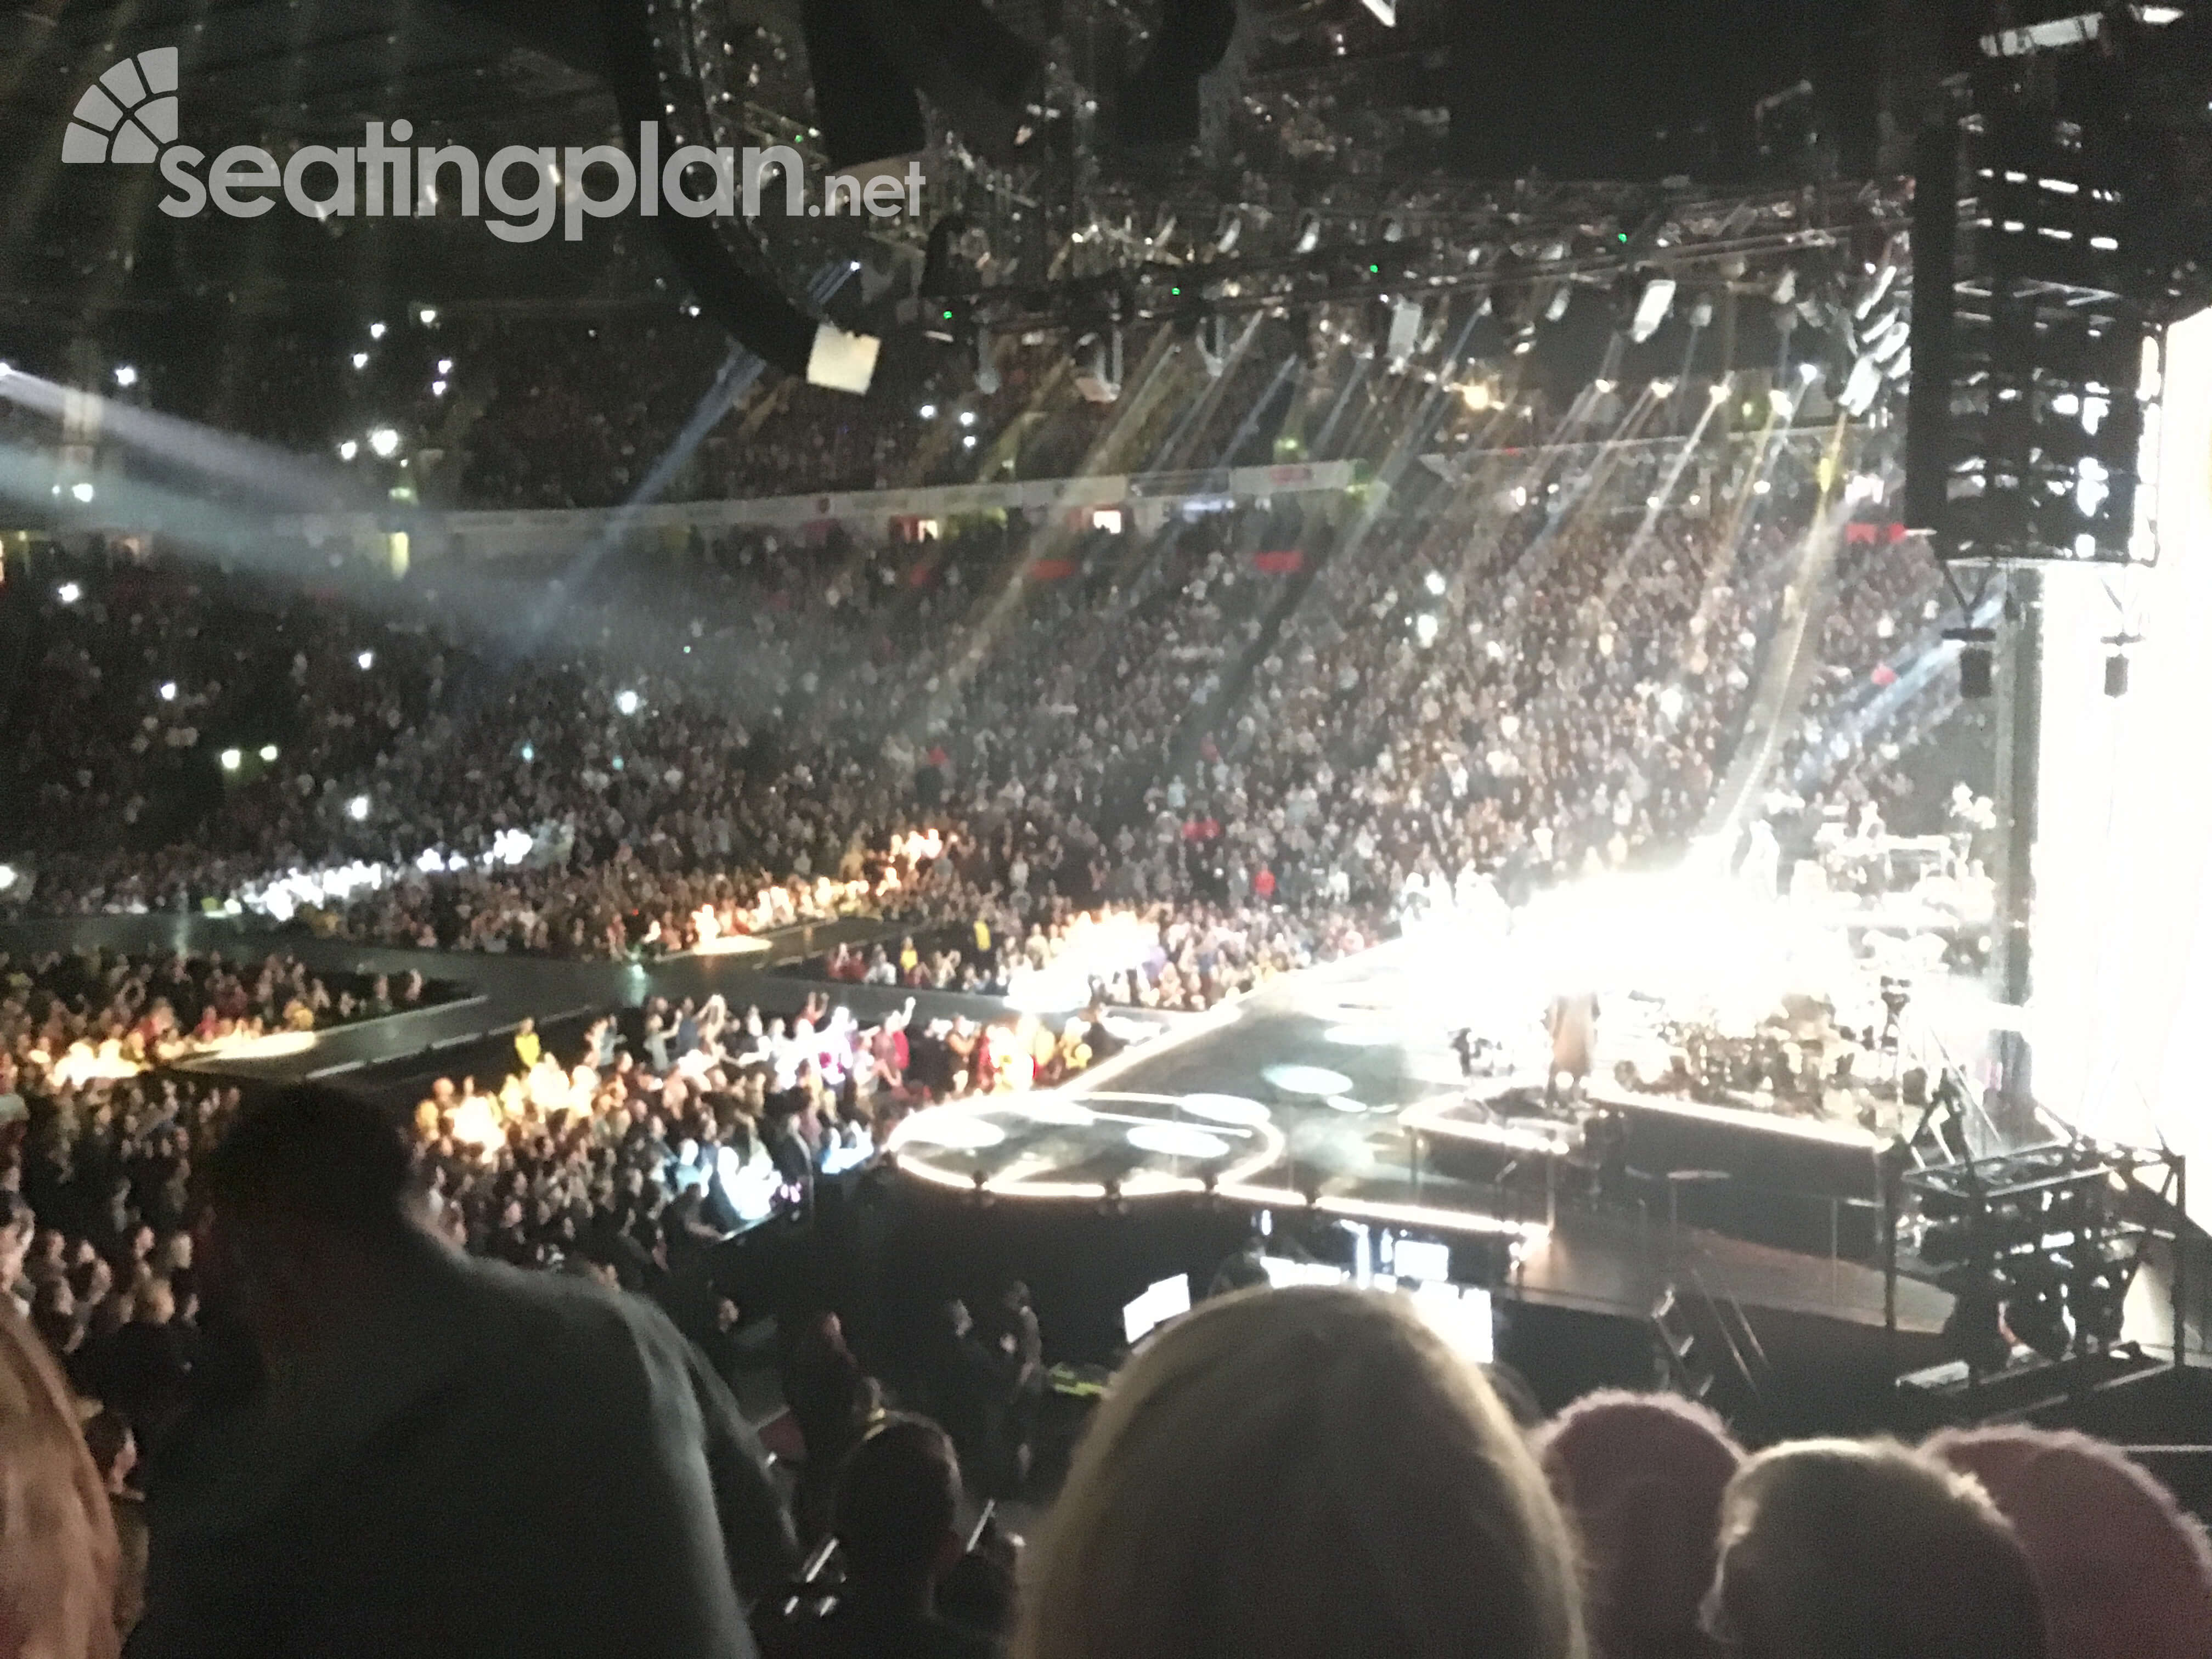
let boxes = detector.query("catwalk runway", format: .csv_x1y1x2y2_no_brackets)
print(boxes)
0,911,1187,1083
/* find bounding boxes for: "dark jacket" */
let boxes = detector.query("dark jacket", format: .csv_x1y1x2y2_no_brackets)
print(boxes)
131,1231,797,1659
760,1602,999,1659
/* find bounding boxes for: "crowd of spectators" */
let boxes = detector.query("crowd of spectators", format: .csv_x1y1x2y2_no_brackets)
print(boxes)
17,1084,2212,1659
449,319,1115,509
0,506,1325,981
417,994,1003,1261
413,972,1142,1270
21,293,1772,528
6,431,1924,1024
64,314,1137,514
1124,450,1822,923
3,946,447,1081
1,1043,239,1646
1770,521,1957,831
814,898,1340,1011
5,1046,2208,1659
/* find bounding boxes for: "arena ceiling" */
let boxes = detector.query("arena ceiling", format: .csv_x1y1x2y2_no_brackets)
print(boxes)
1,1,2200,363
0,0,647,325
0,0,1882,328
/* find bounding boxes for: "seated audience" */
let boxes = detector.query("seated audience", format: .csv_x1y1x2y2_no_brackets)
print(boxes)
1703,1437,2049,1659
5,446,1867,1016
132,1085,796,1659
1928,1426,2212,1659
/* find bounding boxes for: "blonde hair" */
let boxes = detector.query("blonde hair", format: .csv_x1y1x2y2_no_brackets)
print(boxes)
0,1300,120,1659
131,1278,174,1325
1537,1390,1742,1658
1709,1437,2047,1659
1014,1285,1585,1659
1928,1426,2212,1659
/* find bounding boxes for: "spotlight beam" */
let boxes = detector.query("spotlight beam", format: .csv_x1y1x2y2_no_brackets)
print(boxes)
1696,416,1866,841
518,260,852,652
1154,312,1265,469
0,439,357,552
0,368,376,512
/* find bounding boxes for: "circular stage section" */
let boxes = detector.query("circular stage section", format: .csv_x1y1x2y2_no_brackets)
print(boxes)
1261,1063,1356,1101
888,1091,1288,1201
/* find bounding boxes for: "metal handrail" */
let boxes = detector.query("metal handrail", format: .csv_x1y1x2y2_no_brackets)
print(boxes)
777,1535,845,1620
1690,1255,1773,1391
1907,1019,2008,1157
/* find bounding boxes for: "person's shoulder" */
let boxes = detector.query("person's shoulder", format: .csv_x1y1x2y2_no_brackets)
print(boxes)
759,1610,998,1659
454,1250,687,1367
927,1619,1002,1659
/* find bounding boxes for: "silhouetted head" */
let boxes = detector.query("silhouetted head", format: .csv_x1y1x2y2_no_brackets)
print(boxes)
199,1086,424,1359
836,1416,966,1597
1929,1426,2212,1659
1708,1437,2048,1659
1017,1285,1583,1659
1539,1390,1742,1659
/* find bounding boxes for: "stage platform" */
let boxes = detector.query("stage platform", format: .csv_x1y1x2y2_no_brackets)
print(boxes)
894,938,1881,1201
885,935,1949,1341
3,913,1948,1342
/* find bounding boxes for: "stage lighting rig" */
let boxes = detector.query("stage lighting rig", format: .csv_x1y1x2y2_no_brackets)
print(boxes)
1074,319,1125,404
1900,1135,2183,1388
1629,276,1678,343
946,172,1902,356
473,0,1910,396
924,297,972,347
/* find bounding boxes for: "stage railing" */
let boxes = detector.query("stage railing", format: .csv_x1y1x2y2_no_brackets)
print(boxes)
1404,1111,1891,1282
1688,1259,1776,1427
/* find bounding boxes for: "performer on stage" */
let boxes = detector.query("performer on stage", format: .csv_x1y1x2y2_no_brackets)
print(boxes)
1546,991,1598,1105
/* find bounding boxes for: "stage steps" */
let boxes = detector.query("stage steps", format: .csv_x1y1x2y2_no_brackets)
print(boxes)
1652,1265,1781,1438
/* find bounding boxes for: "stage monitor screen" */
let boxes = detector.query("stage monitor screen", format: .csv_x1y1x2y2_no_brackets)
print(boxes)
1122,1273,1193,1346
1261,1256,1350,1289
1393,1238,1453,1283
1413,1282,1496,1363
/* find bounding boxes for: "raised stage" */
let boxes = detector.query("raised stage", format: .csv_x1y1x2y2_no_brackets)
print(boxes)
3,911,1952,1348
885,932,1948,1345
